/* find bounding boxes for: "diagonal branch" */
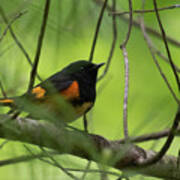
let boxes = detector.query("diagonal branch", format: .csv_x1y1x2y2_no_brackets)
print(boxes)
153,0,180,91
116,126,180,144
0,10,27,43
0,81,7,98
27,0,51,91
0,151,58,167
136,0,180,166
0,7,42,81
98,0,117,81
139,16,180,105
138,110,180,166
36,147,80,180
89,0,108,62
111,4,180,16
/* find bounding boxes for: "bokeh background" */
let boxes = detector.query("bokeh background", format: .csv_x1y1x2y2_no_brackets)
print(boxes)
0,0,180,179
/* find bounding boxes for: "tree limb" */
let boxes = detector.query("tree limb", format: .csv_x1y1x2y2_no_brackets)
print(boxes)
0,114,179,179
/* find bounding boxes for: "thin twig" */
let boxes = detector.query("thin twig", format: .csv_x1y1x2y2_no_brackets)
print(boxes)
81,161,91,180
40,158,122,178
153,0,180,91
0,151,58,167
89,0,108,62
110,4,180,16
98,164,109,180
0,7,42,81
121,47,130,140
120,0,133,140
0,10,27,43
153,45,180,73
116,126,180,144
41,157,81,180
67,168,121,178
93,0,180,47
98,0,117,81
137,0,180,166
139,12,180,106
24,145,80,180
27,0,50,91
40,147,80,180
120,0,133,48
0,140,8,149
0,81,7,98
139,110,180,166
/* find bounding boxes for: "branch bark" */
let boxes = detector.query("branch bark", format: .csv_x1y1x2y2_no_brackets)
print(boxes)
0,114,179,179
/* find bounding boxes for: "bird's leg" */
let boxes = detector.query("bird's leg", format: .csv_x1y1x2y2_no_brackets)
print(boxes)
83,113,88,133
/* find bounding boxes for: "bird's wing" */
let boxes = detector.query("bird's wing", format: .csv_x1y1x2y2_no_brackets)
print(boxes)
32,73,80,100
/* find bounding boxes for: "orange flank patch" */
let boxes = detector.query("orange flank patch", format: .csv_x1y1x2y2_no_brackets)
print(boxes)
0,99,14,103
61,81,80,100
32,86,46,99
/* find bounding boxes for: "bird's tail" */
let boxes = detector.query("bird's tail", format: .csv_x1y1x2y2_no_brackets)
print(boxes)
0,98,15,107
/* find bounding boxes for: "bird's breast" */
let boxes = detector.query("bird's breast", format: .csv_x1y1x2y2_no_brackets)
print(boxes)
74,101,93,117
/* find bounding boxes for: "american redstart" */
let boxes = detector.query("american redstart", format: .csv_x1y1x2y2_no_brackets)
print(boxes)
0,60,104,130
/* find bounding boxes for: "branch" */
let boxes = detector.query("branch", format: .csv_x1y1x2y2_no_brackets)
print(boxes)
0,81,7,98
153,0,180,91
28,0,51,91
93,0,180,47
39,147,80,180
98,0,117,81
89,0,108,62
81,161,91,180
0,114,179,179
0,10,27,43
110,4,180,16
121,48,130,140
120,0,133,48
117,126,180,144
135,0,180,166
120,0,133,140
139,7,180,106
0,151,58,167
149,41,180,73
0,7,42,81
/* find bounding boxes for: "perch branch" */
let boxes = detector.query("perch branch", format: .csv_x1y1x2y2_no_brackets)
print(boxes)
0,115,179,179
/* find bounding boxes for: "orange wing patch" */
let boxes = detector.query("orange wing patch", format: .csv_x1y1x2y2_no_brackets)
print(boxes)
32,86,46,99
61,81,80,100
0,99,14,104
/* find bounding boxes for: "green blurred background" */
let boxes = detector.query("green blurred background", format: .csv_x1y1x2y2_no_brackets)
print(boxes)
0,0,180,179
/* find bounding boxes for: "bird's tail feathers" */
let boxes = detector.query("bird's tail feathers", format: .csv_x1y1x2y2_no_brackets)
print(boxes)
0,98,15,106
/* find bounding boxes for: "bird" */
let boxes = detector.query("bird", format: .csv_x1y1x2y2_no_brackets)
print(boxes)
0,60,104,131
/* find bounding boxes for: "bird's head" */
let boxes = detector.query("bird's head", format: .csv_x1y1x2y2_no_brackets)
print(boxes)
63,60,105,76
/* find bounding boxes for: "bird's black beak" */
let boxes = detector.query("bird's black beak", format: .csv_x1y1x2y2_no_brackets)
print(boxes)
96,63,105,69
